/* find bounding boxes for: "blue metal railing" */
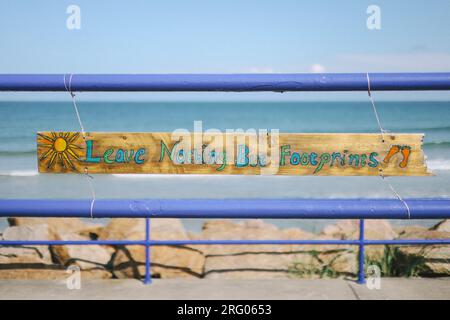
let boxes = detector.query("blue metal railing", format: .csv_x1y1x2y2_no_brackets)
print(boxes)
1,73,450,284
1,198,450,284
1,199,450,219
1,73,450,92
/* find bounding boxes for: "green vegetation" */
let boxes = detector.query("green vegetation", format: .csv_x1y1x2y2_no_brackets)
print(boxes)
288,249,352,278
288,246,431,279
366,246,429,277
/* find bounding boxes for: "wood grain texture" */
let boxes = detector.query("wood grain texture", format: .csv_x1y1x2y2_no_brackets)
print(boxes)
36,132,431,176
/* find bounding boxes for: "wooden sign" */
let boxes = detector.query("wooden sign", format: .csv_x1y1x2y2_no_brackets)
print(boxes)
36,132,430,176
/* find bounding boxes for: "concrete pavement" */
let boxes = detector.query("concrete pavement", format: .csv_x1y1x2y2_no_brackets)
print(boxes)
0,278,449,300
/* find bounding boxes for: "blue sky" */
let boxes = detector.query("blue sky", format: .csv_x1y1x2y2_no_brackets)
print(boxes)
1,0,450,101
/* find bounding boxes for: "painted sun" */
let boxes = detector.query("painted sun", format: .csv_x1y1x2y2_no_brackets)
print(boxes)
38,132,82,170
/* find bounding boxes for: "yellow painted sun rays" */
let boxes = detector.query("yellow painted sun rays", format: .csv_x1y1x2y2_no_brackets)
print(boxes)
38,132,82,170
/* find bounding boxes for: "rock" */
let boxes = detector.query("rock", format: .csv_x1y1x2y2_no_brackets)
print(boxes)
104,218,204,279
281,227,315,240
396,229,450,240
396,245,450,276
1,223,111,279
396,230,450,276
321,219,397,240
1,224,53,264
51,232,112,270
98,218,142,240
7,217,103,238
321,224,340,237
431,220,450,233
0,224,57,280
290,243,356,277
363,220,398,240
395,225,428,238
0,246,50,265
321,219,398,262
198,220,314,255
320,249,357,275
199,220,356,279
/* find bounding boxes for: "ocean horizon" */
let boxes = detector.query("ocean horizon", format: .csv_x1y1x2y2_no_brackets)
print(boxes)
1,100,449,233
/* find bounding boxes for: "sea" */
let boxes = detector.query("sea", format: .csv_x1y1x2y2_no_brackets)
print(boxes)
1,101,449,233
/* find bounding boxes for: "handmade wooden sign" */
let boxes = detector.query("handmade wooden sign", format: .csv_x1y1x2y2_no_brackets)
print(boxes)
36,132,431,176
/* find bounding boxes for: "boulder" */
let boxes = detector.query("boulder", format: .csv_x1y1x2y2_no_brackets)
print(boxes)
1,224,53,264
51,232,112,270
0,224,57,280
321,219,397,240
98,218,142,240
321,219,398,262
319,248,357,275
199,220,356,279
8,217,103,238
0,246,50,265
104,218,204,279
396,230,450,276
197,220,293,254
431,220,450,233
395,225,428,238
1,223,111,279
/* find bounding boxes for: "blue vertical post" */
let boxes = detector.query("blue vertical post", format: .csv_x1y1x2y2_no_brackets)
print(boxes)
144,217,152,284
357,219,366,284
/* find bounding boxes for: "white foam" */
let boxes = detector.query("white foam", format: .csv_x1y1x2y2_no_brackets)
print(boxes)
427,160,450,171
0,170,39,177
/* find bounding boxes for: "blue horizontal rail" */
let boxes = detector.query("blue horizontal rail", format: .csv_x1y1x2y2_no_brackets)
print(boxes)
1,198,449,219
1,239,450,246
0,73,450,92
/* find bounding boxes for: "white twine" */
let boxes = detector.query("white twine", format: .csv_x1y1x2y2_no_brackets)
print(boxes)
84,168,96,219
366,73,387,143
380,174,412,219
366,73,411,219
63,74,96,219
63,74,86,138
